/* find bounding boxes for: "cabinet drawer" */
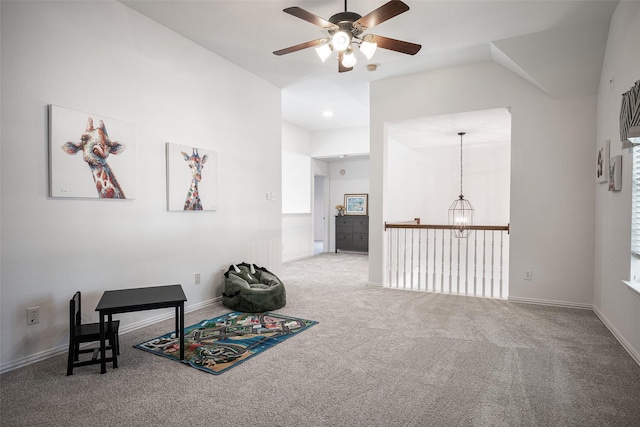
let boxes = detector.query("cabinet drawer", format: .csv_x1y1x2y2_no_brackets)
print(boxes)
336,217,353,232
353,219,368,233
336,233,353,243
352,233,368,250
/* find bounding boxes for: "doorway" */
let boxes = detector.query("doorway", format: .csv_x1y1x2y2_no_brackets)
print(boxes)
385,107,511,298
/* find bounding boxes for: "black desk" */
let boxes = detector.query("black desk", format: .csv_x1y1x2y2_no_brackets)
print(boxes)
95,284,187,374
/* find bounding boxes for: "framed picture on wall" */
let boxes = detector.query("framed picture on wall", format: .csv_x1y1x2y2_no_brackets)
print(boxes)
596,139,609,183
166,142,218,211
49,105,137,199
344,194,368,215
609,155,622,192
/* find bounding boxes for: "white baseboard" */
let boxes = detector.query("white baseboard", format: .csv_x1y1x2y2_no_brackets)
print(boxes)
283,254,315,263
508,296,593,310
509,296,640,367
593,305,640,366
0,297,220,375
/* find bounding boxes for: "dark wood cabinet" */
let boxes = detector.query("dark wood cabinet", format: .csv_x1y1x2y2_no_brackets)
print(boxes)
335,215,369,253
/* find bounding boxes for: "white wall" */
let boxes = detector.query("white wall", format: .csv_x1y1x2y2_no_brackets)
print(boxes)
282,121,312,153
311,126,369,158
371,62,596,310
282,150,311,213
594,1,640,362
281,122,314,261
387,137,510,225
0,1,282,371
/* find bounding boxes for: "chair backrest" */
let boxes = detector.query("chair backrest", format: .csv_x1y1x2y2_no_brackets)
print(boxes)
69,291,81,336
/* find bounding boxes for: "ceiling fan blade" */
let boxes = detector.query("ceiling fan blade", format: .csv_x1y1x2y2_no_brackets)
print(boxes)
338,52,353,73
354,0,410,31
273,39,327,56
283,7,337,29
367,34,421,55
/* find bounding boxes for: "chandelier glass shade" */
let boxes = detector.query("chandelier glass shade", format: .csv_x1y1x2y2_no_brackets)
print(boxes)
315,42,333,62
342,48,357,68
359,40,377,59
448,132,475,238
449,196,475,238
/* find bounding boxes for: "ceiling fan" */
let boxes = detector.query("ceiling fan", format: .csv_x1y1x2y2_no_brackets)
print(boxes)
273,0,421,73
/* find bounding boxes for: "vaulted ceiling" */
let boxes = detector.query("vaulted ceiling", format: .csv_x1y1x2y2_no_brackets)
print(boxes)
121,1,617,136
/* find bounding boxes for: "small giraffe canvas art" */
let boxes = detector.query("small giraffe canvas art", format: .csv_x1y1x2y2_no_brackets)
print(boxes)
49,105,136,199
166,142,218,211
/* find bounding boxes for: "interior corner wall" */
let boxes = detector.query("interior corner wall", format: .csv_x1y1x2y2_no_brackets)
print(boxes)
0,1,282,372
281,122,314,262
594,1,640,362
370,61,596,305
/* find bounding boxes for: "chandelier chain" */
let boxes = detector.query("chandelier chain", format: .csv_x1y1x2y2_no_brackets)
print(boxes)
459,132,465,198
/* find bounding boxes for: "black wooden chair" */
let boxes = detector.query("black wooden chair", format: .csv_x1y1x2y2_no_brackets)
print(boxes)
67,291,120,375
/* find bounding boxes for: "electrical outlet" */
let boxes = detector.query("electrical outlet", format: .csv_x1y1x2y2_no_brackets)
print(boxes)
195,273,201,285
524,269,533,281
27,307,40,325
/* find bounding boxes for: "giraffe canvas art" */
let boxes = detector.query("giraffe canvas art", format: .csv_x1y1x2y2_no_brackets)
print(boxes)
166,143,218,211
49,105,136,199
181,148,208,210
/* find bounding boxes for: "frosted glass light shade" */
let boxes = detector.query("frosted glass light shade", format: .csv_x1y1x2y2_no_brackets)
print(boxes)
342,51,357,68
360,41,377,59
315,43,332,62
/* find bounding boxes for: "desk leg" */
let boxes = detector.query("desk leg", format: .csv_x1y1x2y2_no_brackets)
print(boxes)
179,303,185,361
174,306,179,339
109,314,118,369
99,311,107,374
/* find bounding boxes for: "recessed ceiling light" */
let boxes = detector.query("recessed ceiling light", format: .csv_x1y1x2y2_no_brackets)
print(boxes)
323,111,334,118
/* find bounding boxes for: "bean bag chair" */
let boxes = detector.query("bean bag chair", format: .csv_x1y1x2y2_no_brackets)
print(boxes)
222,263,286,313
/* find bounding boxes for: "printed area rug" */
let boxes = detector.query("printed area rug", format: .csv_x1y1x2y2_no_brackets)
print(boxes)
134,311,317,375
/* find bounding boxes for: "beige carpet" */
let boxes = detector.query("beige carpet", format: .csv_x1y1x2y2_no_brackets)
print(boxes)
1,252,640,426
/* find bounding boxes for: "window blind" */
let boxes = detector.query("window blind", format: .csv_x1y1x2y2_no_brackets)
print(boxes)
632,145,640,257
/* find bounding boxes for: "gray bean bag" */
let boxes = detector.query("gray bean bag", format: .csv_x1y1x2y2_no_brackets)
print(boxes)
222,263,286,313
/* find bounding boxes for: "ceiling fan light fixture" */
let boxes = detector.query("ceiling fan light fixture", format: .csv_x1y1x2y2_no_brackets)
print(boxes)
331,31,351,51
274,1,421,73
315,42,333,62
342,49,357,68
360,40,377,59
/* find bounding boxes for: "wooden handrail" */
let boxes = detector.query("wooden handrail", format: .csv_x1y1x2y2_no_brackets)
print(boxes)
385,222,509,234
384,217,420,226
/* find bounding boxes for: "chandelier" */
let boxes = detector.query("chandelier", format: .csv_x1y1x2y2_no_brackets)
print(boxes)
448,132,475,238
